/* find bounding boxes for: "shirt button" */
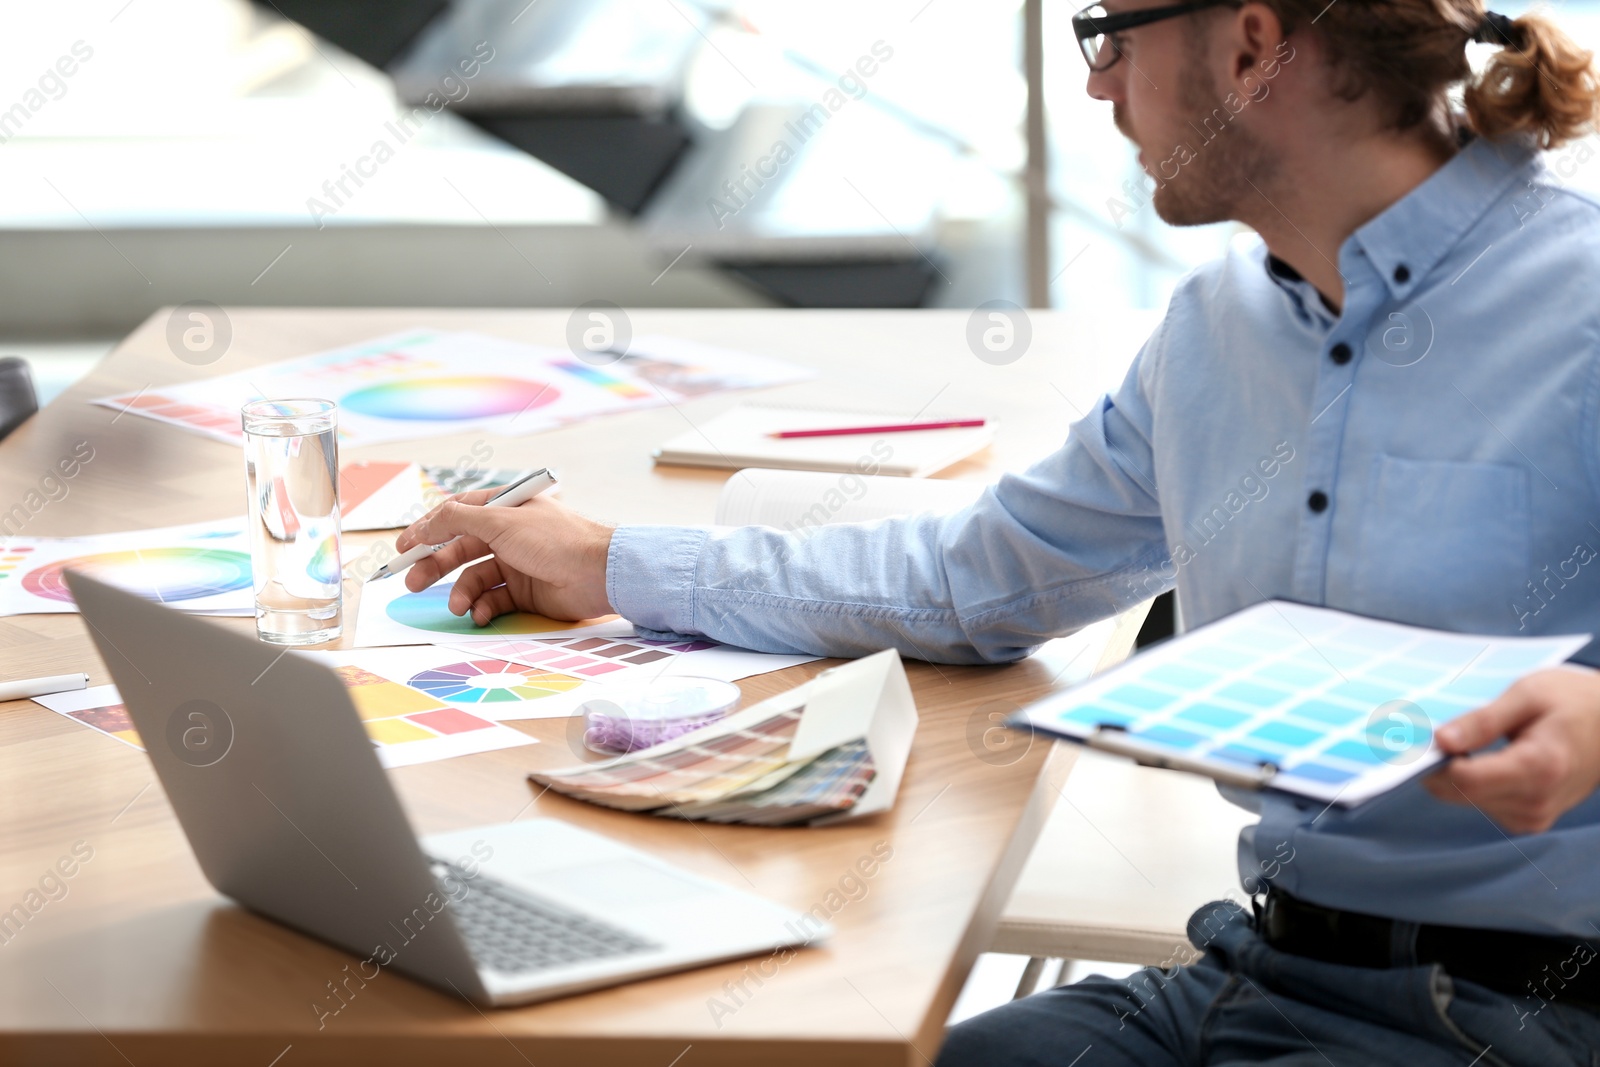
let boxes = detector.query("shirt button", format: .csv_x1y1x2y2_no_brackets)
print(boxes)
1308,491,1329,513
1330,343,1352,365
1394,264,1411,284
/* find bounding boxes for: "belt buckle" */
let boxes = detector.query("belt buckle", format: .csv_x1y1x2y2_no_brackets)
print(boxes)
1258,891,1288,946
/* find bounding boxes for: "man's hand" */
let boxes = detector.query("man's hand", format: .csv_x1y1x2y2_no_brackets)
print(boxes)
1424,667,1600,834
391,488,616,625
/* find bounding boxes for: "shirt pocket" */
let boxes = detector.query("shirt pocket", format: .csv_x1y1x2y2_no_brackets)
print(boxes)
1348,455,1530,633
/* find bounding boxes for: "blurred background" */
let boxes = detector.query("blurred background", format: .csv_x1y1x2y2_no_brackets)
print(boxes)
4,0,1597,407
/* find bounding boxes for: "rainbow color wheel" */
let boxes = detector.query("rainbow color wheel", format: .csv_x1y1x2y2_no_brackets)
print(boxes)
386,583,591,635
22,548,253,604
408,659,584,704
340,376,559,422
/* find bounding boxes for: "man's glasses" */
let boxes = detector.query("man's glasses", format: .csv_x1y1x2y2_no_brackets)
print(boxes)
1071,0,1231,71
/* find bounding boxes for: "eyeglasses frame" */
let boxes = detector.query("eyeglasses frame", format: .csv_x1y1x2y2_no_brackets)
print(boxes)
1071,0,1234,71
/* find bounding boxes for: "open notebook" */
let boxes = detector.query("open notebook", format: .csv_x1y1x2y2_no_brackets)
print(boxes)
653,403,995,477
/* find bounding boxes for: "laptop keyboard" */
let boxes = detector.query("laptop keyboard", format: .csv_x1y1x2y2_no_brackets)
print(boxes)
431,862,658,975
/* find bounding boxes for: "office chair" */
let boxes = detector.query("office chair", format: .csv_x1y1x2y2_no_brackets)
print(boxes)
0,357,39,442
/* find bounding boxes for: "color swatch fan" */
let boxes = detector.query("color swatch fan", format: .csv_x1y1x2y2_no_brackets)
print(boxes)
529,649,917,826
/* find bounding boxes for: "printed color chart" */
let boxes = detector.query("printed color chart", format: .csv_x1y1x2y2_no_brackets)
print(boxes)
0,520,255,617
328,659,538,764
405,658,585,704
94,330,811,447
472,635,719,677
354,565,633,647
308,648,542,765
40,652,540,770
1010,601,1590,805
449,635,820,720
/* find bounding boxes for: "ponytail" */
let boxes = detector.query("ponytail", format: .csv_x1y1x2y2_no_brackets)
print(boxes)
1463,11,1600,149
1259,0,1599,149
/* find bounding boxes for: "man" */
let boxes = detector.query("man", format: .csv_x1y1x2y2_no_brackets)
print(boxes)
396,0,1600,1061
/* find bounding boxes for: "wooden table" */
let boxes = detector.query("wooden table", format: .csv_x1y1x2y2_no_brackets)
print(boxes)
0,308,1153,1066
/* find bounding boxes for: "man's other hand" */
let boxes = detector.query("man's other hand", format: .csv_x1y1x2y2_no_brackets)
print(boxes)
1426,667,1600,834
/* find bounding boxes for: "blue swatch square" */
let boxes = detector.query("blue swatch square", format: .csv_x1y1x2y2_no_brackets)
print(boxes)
1325,679,1400,708
1285,648,1348,674
1249,720,1324,748
1413,695,1477,723
1364,715,1431,756
1143,663,1221,692
1324,740,1387,766
1286,700,1364,727
1407,638,1485,665
1131,724,1210,750
1282,762,1358,785
1215,680,1293,709
1363,660,1444,688
1103,684,1177,711
1256,660,1337,688
1175,703,1251,730
1057,705,1136,729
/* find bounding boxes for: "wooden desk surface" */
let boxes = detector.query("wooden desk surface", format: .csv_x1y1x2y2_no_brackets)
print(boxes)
0,308,1153,1066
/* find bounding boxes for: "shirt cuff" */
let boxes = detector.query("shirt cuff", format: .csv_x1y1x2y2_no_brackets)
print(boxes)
606,524,708,635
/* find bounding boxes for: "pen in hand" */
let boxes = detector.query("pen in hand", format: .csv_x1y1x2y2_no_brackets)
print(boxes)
367,468,557,583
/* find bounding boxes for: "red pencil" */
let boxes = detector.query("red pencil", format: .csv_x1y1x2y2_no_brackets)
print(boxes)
768,419,987,439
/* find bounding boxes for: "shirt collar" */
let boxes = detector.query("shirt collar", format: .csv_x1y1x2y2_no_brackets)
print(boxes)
1256,133,1541,307
1265,251,1337,330
1348,133,1540,300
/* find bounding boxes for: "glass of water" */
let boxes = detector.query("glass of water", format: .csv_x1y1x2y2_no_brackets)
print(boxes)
242,399,342,645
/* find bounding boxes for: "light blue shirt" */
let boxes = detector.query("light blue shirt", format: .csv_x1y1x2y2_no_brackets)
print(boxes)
607,133,1600,938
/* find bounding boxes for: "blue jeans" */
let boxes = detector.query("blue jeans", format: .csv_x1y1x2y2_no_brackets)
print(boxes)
939,902,1600,1067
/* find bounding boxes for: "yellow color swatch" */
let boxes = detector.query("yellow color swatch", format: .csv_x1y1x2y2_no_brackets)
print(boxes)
334,665,448,720
364,716,437,745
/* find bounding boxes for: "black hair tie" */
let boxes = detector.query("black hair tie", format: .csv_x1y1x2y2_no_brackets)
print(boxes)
1472,10,1523,48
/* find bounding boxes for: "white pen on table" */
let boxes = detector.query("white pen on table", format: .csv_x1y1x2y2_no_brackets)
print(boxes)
0,672,90,703
367,468,557,583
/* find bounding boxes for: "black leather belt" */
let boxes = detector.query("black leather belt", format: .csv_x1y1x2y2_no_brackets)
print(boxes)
1258,890,1600,1012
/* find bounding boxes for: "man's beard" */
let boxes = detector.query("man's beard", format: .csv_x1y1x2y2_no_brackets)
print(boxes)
1118,51,1275,227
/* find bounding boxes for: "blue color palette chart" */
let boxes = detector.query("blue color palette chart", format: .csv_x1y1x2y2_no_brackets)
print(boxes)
1010,601,1590,805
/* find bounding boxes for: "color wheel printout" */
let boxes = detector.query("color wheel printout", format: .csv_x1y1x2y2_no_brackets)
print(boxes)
0,519,253,617
355,565,820,720
36,649,539,770
95,330,811,447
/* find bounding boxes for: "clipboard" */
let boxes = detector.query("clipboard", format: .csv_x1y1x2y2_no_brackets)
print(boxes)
1006,601,1589,807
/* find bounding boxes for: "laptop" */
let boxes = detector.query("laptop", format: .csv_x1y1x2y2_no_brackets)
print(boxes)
67,571,826,1007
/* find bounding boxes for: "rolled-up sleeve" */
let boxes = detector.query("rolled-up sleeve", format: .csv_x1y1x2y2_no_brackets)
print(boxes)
607,345,1173,664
